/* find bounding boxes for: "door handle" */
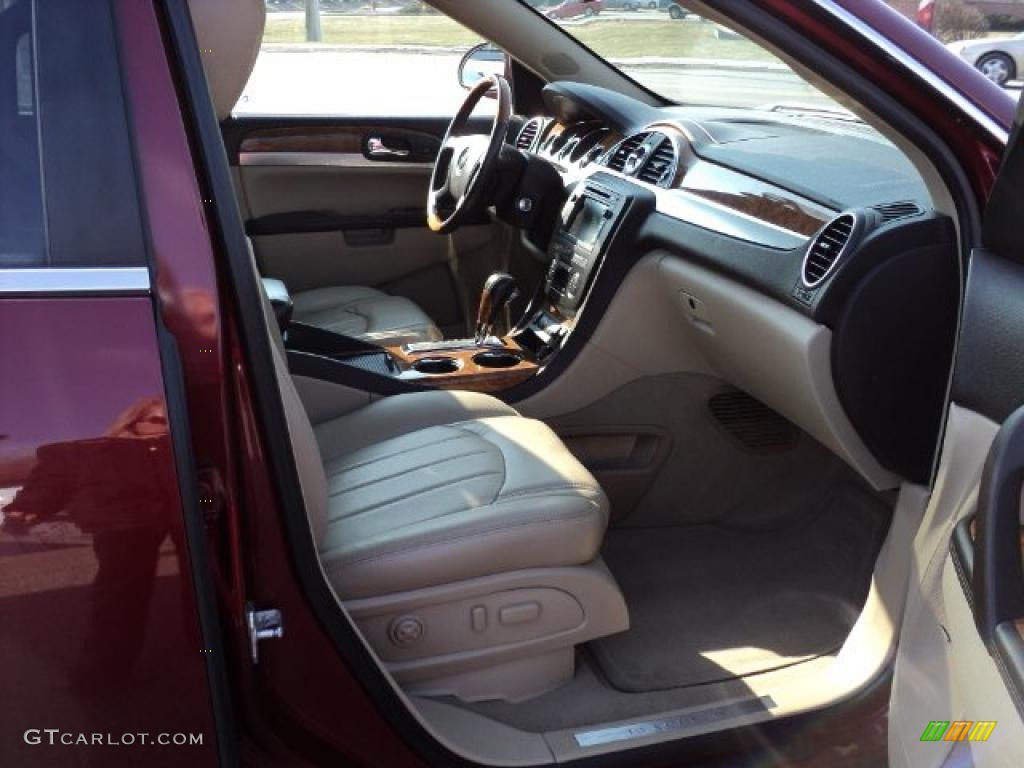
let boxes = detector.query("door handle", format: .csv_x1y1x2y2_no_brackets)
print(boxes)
366,136,410,159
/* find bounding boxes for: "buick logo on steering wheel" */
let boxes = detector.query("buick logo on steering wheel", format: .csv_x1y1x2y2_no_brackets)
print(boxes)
456,147,471,175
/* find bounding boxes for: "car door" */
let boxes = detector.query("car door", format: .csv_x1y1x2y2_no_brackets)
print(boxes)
218,5,509,339
888,94,1024,767
0,0,225,764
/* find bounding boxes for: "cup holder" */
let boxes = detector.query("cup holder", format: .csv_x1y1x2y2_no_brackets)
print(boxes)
473,350,522,369
412,356,461,375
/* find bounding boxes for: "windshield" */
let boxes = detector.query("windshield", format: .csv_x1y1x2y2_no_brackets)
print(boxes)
523,0,846,113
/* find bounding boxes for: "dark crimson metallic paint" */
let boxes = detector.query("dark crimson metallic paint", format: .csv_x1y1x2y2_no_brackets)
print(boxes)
0,298,218,766
114,0,246,623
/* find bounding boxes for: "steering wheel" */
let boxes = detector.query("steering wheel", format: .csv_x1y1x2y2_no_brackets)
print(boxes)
427,74,512,234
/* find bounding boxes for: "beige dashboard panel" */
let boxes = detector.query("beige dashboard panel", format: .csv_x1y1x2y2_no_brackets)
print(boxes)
519,252,897,490
655,252,897,490
520,256,897,489
517,255,715,420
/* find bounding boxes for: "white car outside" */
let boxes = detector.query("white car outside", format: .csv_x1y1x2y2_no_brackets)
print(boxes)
946,32,1024,85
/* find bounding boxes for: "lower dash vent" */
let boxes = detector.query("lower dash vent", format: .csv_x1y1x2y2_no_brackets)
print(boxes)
708,391,799,452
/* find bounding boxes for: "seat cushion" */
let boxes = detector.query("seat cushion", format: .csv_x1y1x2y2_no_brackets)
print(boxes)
312,392,609,599
292,285,442,346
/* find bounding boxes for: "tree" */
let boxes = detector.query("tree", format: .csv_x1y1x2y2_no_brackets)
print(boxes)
933,0,990,42
884,0,993,41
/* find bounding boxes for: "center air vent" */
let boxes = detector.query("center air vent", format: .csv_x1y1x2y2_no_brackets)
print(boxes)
516,118,543,151
606,132,650,173
637,135,678,187
802,213,856,287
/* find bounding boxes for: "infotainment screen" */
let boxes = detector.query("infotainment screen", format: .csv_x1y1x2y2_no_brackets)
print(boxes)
567,197,607,247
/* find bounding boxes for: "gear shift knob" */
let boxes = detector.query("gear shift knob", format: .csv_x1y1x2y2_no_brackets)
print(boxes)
476,272,520,344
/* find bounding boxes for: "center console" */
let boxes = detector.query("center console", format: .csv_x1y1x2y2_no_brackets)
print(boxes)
516,180,628,362
546,182,625,313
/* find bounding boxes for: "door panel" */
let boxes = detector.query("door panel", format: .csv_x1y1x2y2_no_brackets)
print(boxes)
890,94,1024,765
0,298,221,768
229,118,505,337
889,267,1024,767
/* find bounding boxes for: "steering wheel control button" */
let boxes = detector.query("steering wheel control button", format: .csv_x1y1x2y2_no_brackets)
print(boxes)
388,615,425,647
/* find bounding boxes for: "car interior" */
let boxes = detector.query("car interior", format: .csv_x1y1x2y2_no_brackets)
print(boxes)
187,0,969,762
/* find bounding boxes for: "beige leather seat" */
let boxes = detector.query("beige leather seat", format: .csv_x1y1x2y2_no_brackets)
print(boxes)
190,0,443,347
264,288,627,702
194,0,628,702
311,391,607,599
291,286,442,347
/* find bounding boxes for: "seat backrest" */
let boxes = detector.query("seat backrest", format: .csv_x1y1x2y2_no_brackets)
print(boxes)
187,0,265,121
253,242,330,546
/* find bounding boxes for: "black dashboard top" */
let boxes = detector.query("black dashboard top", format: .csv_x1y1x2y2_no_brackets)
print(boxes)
539,81,930,214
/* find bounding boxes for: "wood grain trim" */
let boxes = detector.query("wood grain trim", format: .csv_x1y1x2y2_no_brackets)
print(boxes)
387,340,538,393
238,125,440,156
677,161,833,237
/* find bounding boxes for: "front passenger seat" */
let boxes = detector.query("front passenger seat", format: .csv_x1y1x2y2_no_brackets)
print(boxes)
189,0,444,348
262,292,628,702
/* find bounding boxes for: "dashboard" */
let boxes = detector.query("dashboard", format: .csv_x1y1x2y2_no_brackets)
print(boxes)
511,81,960,487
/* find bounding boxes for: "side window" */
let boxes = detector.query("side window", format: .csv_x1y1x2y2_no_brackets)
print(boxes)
0,0,44,267
0,0,145,270
236,2,491,117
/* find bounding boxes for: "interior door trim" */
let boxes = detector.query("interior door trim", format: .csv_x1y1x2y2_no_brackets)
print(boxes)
951,405,1024,718
245,210,427,237
239,151,431,169
974,405,1024,645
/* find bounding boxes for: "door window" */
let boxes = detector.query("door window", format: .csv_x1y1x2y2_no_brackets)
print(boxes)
0,0,145,270
236,2,493,117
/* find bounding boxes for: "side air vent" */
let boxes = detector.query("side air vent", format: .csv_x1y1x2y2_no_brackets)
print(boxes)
872,200,922,222
637,135,677,187
516,118,543,151
708,391,798,452
802,213,856,287
606,132,650,173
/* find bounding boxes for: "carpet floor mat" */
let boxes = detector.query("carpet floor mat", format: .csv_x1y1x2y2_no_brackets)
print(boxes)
589,488,890,692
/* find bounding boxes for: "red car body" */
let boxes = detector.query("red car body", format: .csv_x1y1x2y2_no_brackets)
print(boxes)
547,0,605,20
0,0,1016,766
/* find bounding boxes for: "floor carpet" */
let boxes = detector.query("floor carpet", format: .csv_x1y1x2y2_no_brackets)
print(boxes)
589,487,889,692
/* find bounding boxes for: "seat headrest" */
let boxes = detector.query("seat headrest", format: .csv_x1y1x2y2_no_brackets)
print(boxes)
187,0,266,121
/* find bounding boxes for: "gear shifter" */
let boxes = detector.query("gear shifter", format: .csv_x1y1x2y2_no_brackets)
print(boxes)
475,272,520,345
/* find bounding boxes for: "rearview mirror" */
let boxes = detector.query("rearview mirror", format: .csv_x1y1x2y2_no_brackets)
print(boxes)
458,43,510,96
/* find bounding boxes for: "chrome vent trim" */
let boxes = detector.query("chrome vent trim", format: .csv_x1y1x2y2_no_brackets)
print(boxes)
606,132,650,173
515,118,544,151
802,213,856,288
637,134,678,187
872,200,923,222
